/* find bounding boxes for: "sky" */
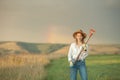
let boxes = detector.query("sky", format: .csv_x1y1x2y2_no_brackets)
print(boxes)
0,0,120,44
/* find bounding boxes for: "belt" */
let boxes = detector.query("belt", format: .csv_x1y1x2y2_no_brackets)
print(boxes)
77,59,85,62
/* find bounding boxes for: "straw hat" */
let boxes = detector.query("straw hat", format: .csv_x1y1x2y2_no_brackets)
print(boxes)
73,29,87,39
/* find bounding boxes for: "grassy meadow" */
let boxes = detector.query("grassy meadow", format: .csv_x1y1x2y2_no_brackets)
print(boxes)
46,54,120,80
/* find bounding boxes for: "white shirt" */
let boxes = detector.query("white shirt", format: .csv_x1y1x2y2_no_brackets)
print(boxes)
68,42,88,62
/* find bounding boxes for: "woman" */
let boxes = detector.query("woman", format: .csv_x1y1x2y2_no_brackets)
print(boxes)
68,29,88,80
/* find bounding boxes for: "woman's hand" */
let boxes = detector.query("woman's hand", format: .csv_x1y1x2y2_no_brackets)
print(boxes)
70,61,73,67
82,44,87,51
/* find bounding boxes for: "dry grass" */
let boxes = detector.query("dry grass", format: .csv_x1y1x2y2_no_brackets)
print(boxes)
0,45,69,68
0,42,22,51
0,53,51,80
0,47,68,80
0,54,50,68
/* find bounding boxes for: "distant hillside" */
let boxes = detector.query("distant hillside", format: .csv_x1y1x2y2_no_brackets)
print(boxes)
52,44,120,55
89,44,120,54
0,41,119,56
0,41,67,55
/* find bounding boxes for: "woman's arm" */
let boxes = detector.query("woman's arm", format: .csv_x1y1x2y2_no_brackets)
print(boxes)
68,43,73,62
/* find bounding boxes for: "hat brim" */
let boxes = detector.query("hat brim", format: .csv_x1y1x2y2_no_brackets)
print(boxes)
73,31,87,39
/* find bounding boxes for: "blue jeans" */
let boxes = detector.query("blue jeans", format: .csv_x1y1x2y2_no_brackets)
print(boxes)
70,60,88,80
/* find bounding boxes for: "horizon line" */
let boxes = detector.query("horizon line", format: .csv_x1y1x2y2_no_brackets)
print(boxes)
0,40,120,45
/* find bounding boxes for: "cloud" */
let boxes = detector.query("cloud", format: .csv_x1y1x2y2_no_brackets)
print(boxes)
105,0,120,9
0,0,120,44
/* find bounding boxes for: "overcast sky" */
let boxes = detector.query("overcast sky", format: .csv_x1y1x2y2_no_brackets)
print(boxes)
0,0,120,44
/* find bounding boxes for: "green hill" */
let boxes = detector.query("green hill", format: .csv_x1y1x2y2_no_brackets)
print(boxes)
0,41,67,55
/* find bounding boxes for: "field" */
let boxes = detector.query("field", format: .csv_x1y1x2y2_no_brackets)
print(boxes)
0,54,50,80
0,54,120,80
46,54,120,80
0,42,120,80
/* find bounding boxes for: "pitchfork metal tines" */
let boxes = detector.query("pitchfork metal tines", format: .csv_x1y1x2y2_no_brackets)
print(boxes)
85,29,96,44
89,29,96,37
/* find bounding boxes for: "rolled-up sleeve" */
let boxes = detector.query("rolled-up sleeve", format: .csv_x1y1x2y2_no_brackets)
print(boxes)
68,44,73,62
80,44,89,60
